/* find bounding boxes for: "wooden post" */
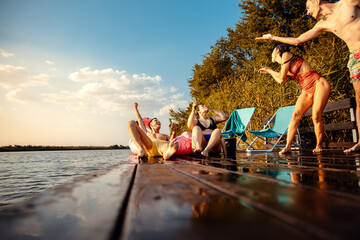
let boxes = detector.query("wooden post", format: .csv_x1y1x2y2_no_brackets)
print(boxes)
350,97,358,143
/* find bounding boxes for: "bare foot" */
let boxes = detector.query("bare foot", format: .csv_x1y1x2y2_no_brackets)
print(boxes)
344,142,360,154
313,145,323,153
163,139,179,160
137,149,148,158
201,149,209,157
193,148,202,153
279,146,291,154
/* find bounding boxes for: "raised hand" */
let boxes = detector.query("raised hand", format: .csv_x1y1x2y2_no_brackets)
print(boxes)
170,123,177,131
255,34,273,40
192,101,199,110
258,67,271,74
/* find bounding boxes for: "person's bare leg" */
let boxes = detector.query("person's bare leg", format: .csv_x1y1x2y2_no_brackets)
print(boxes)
192,126,204,152
163,139,179,160
202,129,221,157
312,79,330,153
345,81,360,153
280,92,313,154
127,120,152,158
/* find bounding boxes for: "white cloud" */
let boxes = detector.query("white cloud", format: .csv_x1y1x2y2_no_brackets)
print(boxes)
0,64,49,88
46,60,54,65
0,65,28,88
154,101,189,117
24,74,49,88
68,67,162,89
169,87,177,93
0,48,14,58
40,67,189,116
170,93,184,100
6,88,38,103
42,91,78,105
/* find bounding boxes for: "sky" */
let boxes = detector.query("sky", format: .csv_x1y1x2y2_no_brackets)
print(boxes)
0,0,240,147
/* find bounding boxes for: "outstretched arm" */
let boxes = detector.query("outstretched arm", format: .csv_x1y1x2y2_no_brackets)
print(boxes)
259,67,287,84
258,52,292,84
133,103,147,132
187,102,198,130
256,24,325,46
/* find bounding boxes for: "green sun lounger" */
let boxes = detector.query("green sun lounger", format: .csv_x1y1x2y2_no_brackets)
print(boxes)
246,105,300,152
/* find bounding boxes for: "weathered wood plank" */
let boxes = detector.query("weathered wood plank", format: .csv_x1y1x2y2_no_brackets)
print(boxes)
166,156,360,240
0,164,136,240
121,163,311,240
299,121,357,133
303,97,356,117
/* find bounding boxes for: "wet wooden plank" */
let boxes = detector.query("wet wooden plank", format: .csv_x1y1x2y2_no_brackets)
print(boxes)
121,163,312,240
0,163,136,240
166,152,360,240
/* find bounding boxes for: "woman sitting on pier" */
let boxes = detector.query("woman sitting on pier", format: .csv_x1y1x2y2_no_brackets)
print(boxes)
127,103,178,159
187,102,229,157
258,44,331,153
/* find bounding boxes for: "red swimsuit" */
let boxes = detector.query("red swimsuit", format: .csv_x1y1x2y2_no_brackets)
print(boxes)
288,58,322,95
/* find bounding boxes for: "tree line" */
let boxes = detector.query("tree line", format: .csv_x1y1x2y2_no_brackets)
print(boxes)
170,0,352,145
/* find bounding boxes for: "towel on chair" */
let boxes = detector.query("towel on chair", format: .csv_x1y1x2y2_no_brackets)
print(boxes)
222,111,247,141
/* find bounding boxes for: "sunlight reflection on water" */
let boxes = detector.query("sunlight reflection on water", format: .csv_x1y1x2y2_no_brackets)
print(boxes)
0,149,131,207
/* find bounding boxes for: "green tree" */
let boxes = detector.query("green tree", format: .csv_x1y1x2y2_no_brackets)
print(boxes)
171,0,353,144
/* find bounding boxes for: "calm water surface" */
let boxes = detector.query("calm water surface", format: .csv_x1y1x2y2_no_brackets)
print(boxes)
0,149,131,208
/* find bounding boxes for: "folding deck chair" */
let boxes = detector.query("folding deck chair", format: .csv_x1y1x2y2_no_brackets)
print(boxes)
222,107,256,149
246,105,300,152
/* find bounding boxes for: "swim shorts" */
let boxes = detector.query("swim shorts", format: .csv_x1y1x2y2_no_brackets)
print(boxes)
147,139,166,157
347,48,360,83
204,134,211,142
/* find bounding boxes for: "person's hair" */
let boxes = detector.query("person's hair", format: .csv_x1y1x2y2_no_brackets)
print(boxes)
148,118,157,131
275,44,291,57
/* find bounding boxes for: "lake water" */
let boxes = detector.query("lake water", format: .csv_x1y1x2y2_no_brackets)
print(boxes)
0,149,131,208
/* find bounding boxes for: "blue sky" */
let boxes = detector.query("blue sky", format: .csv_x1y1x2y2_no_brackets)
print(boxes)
0,0,240,146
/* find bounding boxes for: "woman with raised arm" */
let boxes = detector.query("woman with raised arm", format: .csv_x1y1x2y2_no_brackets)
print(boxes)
187,102,229,157
259,44,331,153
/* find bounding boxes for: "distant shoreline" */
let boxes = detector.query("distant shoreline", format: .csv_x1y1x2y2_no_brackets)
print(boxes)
0,145,129,152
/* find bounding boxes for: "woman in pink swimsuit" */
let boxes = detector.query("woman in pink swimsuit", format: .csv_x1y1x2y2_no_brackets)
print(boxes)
259,45,331,153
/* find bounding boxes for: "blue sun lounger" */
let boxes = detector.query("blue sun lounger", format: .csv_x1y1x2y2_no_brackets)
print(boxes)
246,105,300,152
222,107,256,149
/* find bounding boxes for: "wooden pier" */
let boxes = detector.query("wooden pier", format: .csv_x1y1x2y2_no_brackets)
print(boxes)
0,150,360,240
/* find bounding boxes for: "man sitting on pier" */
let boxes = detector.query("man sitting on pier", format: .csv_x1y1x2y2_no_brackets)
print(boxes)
127,103,179,159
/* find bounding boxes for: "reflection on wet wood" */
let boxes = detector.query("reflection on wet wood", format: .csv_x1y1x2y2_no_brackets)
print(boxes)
122,163,310,240
0,150,359,240
122,150,360,240
0,163,137,240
